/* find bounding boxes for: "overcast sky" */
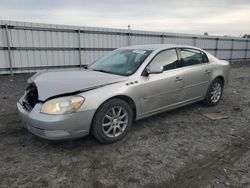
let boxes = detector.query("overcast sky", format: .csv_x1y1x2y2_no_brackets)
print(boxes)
0,0,249,36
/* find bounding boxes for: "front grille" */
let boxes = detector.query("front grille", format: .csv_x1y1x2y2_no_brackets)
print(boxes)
23,83,38,111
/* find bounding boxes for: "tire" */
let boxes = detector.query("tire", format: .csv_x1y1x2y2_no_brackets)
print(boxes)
91,98,133,144
204,78,223,106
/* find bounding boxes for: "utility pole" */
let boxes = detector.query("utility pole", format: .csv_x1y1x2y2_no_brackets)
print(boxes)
128,25,131,46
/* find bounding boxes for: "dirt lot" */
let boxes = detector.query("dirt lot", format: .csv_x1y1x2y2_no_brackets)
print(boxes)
0,64,250,188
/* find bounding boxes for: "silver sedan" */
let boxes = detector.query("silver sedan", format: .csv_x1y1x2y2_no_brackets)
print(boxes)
17,44,230,143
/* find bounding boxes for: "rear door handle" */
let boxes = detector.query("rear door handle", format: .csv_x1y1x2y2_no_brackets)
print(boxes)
175,76,183,82
204,70,211,75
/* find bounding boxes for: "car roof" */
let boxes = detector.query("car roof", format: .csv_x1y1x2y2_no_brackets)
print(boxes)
121,44,202,51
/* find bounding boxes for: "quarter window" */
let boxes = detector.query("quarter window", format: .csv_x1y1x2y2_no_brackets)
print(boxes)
150,49,178,71
180,48,208,67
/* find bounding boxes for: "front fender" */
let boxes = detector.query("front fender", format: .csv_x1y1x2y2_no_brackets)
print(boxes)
77,80,141,117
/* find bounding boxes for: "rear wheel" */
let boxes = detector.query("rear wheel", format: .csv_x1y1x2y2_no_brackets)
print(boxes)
204,78,223,106
91,98,133,143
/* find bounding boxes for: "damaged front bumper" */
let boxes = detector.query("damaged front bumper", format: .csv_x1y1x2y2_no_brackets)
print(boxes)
17,96,95,140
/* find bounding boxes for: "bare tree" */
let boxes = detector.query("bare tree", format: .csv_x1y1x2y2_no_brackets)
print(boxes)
243,34,250,38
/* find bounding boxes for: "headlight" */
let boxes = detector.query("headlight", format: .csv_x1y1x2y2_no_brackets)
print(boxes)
41,96,85,115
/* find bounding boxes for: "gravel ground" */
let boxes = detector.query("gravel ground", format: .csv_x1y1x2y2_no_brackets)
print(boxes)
0,64,250,188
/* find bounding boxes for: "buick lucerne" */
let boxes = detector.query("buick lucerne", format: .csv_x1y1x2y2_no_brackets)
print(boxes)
17,44,230,143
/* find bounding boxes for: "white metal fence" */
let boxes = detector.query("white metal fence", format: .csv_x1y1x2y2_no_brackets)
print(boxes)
0,20,250,74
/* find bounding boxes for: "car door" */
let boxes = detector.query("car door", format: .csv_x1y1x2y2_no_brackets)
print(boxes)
139,49,185,115
177,48,212,102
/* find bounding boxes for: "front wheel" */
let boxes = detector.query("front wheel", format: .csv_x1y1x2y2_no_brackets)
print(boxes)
91,98,133,143
204,78,223,106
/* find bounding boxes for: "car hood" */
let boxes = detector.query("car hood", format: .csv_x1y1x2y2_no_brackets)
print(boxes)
28,70,128,101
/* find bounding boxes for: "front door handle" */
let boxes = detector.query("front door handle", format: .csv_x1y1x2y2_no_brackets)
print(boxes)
204,70,211,75
175,76,183,82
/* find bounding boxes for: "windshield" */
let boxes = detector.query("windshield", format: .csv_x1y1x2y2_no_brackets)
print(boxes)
88,49,152,76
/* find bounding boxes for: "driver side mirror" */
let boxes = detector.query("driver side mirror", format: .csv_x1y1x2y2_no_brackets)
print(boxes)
145,64,164,75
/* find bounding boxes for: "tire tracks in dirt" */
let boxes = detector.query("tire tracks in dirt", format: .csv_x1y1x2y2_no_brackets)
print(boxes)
168,129,250,188
147,129,250,188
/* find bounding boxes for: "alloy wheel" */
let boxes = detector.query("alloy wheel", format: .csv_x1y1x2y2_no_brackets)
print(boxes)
210,82,222,103
102,106,128,138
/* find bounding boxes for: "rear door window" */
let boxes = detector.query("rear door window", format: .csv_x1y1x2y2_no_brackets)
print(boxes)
180,48,209,67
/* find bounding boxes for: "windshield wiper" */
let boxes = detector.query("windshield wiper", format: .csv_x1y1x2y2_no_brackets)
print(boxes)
83,65,89,69
92,69,113,74
91,69,127,76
